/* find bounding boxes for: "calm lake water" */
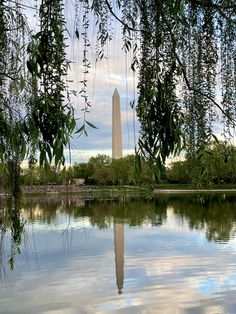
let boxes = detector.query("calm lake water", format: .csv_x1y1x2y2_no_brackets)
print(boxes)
1,193,236,313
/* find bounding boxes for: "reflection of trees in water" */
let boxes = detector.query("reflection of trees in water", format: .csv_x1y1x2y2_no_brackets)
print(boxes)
22,196,167,229
156,194,236,242
0,197,25,274
22,193,236,243
2,193,236,273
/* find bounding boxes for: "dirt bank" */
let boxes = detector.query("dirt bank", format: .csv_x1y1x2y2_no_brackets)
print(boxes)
22,185,96,194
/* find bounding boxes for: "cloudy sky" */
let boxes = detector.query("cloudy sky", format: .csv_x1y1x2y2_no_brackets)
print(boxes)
63,2,140,163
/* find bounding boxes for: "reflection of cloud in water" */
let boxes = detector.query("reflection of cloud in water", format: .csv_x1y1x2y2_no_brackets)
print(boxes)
1,223,236,313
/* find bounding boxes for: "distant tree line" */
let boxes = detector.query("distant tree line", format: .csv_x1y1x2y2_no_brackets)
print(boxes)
0,142,235,188
20,154,154,186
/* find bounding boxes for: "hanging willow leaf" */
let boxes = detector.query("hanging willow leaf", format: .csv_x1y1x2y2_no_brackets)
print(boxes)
85,120,98,129
75,29,80,40
75,124,85,134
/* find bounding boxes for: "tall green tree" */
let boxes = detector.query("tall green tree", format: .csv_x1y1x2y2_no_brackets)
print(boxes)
88,154,112,184
71,162,93,183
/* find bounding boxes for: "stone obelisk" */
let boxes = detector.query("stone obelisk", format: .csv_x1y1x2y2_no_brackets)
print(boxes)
112,89,123,159
114,220,124,295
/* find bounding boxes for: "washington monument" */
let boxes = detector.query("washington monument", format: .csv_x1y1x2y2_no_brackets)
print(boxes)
112,89,123,159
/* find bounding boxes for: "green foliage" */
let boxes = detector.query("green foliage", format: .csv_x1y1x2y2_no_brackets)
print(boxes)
87,154,112,184
21,164,66,186
0,1,77,194
166,161,190,184
16,142,236,187
166,142,236,185
71,163,94,183
26,0,75,167
19,154,155,186
88,154,154,185
0,2,28,196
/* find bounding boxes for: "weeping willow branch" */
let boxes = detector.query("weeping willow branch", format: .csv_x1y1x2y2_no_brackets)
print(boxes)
26,0,75,166
188,0,236,24
162,11,235,125
103,0,139,32
0,72,16,80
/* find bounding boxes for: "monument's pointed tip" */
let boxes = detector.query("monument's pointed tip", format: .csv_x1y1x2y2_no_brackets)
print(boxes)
113,88,119,96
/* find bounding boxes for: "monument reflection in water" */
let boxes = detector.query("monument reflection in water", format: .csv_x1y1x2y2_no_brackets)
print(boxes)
114,219,124,294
